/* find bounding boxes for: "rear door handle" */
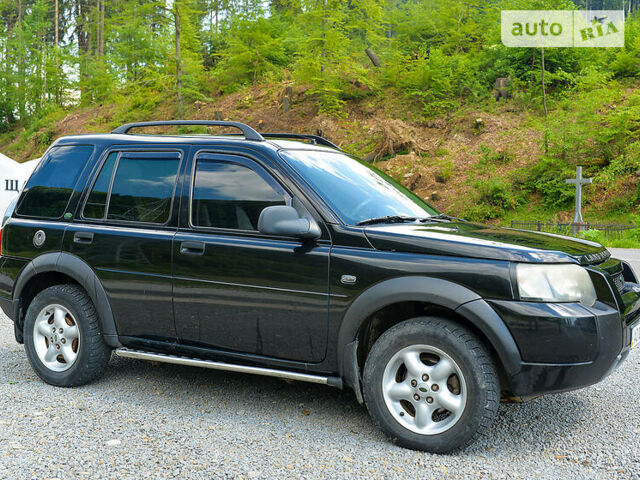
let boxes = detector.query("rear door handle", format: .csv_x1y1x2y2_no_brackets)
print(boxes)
73,232,94,244
180,241,205,255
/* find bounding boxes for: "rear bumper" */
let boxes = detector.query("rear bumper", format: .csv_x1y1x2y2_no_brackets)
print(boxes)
0,294,22,344
0,294,14,320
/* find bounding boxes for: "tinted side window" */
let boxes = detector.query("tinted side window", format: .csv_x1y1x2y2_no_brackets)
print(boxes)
107,153,180,224
83,152,118,219
192,159,285,230
17,145,93,218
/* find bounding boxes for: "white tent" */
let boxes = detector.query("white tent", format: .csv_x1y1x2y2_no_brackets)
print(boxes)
0,154,39,218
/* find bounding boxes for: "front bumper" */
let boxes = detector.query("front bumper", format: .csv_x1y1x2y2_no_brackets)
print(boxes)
488,258,640,397
489,298,635,396
507,347,631,397
487,257,640,397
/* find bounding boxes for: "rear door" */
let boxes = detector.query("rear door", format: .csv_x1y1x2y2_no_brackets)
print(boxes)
172,151,331,363
64,147,186,342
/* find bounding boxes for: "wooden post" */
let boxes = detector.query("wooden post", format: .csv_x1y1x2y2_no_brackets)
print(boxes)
365,48,383,67
282,86,292,112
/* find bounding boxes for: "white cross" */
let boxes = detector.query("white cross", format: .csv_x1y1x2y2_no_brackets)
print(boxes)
565,166,592,224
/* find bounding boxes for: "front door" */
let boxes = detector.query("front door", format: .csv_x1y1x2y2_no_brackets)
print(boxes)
172,152,330,363
65,148,185,341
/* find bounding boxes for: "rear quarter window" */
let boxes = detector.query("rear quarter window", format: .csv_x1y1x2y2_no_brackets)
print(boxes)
17,145,94,218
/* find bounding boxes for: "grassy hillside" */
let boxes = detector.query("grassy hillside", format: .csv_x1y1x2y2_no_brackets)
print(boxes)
3,77,640,236
2,1,640,247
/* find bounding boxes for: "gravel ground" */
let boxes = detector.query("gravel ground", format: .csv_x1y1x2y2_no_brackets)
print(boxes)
1,259,640,479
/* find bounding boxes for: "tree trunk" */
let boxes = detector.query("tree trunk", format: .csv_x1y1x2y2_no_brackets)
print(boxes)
96,0,101,58
215,0,219,34
541,47,548,154
41,34,47,110
99,0,105,58
55,0,59,47
76,0,89,101
175,4,183,119
541,47,547,118
17,0,25,120
320,0,326,74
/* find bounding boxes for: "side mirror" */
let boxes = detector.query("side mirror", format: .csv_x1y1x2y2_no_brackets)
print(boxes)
258,205,321,239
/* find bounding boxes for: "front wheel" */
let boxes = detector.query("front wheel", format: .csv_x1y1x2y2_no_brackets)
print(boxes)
362,317,499,453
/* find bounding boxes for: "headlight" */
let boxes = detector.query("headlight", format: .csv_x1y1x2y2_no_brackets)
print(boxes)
516,264,597,307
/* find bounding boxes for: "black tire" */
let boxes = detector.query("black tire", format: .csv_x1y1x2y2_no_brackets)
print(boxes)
362,316,499,453
23,284,111,387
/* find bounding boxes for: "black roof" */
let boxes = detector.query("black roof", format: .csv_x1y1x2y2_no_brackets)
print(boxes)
52,120,340,154
53,133,340,153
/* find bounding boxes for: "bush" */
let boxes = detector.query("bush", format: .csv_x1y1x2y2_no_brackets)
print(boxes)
435,158,454,182
477,145,513,167
211,17,292,93
578,228,640,249
475,177,518,209
522,157,575,209
464,177,522,221
383,48,477,117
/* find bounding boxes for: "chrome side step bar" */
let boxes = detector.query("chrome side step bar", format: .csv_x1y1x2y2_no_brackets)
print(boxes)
114,348,343,388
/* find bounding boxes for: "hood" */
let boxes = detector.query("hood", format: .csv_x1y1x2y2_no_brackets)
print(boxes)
363,222,609,264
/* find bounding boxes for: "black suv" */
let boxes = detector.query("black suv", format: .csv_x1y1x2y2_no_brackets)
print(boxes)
1,121,638,452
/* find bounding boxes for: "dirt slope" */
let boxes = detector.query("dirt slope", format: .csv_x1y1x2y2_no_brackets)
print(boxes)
0,85,546,219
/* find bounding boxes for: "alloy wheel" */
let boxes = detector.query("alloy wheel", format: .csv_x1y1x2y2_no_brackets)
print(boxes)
32,304,80,372
381,344,467,435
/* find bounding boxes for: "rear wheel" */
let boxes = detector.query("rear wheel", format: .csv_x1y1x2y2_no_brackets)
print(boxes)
362,317,499,452
24,284,111,387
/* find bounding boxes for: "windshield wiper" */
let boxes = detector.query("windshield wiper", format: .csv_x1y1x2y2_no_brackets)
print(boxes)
356,215,417,226
419,213,466,223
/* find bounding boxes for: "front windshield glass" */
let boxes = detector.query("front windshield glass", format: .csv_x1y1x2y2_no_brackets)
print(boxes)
279,149,438,225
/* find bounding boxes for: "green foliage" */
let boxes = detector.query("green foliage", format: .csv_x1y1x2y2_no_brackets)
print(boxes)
595,141,640,188
434,158,454,182
477,145,513,167
211,16,291,93
433,147,449,157
2,0,640,228
578,228,640,249
522,157,575,209
383,48,473,116
2,0,640,123
476,177,517,208
465,177,522,221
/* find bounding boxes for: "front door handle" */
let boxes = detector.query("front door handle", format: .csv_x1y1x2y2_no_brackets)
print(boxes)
180,241,205,255
73,232,94,244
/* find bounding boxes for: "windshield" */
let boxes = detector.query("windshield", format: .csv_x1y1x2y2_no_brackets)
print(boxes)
279,150,438,225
